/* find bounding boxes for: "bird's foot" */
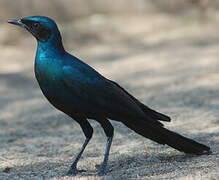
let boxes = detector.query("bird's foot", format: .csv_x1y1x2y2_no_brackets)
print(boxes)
66,167,86,176
96,163,108,176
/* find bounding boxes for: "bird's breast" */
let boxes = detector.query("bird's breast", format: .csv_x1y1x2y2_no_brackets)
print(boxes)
34,55,99,118
35,57,61,80
34,57,63,95
34,57,83,113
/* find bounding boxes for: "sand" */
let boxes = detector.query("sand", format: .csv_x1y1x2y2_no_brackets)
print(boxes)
0,15,218,179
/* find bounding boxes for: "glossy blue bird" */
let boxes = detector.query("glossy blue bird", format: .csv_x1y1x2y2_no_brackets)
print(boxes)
8,16,211,176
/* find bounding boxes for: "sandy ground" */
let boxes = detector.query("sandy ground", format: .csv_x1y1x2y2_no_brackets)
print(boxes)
0,14,219,179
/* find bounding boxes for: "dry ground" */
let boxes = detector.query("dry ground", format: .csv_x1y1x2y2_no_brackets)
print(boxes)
0,14,219,179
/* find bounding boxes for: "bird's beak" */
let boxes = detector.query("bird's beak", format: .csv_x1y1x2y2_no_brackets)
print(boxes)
8,19,25,28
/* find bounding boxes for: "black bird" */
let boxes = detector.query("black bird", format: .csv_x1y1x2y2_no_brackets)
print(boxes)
8,16,211,175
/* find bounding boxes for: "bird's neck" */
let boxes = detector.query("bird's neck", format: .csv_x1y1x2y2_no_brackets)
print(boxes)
36,36,65,58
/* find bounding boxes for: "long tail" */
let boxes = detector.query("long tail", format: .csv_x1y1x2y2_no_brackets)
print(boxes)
124,121,211,155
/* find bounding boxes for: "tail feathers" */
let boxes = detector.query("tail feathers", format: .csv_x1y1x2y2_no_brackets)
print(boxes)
158,128,211,155
124,121,211,155
139,104,171,122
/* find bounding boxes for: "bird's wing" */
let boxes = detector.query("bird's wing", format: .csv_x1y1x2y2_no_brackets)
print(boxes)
109,81,171,122
62,65,151,121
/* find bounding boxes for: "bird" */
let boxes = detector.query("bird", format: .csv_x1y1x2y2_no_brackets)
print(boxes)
8,16,211,176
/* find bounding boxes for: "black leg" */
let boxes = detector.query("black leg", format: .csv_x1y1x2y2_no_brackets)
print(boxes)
67,119,93,176
96,119,114,176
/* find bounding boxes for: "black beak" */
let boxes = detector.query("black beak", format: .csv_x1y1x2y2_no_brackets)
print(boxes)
8,19,25,28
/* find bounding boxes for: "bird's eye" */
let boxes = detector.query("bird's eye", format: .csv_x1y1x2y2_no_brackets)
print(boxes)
32,22,40,29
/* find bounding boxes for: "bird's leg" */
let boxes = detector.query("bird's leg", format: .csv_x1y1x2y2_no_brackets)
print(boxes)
67,138,90,175
98,136,113,175
67,119,93,176
96,119,114,176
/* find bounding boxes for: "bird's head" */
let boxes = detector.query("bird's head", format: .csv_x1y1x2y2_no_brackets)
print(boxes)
8,16,61,43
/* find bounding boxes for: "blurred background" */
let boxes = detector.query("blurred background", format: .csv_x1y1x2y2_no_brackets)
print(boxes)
2,0,219,46
0,0,219,179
